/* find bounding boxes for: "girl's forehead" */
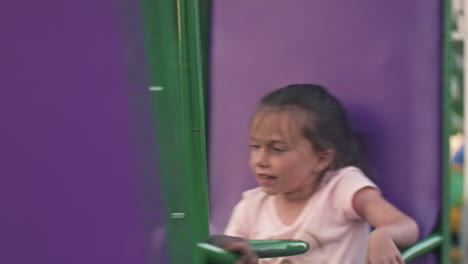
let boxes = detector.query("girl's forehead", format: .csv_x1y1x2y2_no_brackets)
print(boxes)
250,110,306,142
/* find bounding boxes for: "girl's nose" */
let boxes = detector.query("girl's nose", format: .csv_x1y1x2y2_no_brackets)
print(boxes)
255,150,269,168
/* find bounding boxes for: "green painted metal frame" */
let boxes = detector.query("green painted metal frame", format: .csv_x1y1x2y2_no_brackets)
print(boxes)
140,0,210,263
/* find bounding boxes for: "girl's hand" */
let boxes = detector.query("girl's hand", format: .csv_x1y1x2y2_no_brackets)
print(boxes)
366,228,404,264
205,235,258,264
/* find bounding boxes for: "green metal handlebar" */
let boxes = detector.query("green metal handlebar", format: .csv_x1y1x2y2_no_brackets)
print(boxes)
249,240,310,258
198,239,309,263
199,233,443,263
401,233,443,262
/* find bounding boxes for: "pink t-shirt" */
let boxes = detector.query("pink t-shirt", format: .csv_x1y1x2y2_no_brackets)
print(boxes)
224,166,378,264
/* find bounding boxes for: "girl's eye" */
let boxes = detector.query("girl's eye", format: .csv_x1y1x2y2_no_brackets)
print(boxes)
272,147,286,152
249,144,260,149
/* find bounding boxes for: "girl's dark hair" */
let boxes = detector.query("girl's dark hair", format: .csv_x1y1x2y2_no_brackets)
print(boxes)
258,84,359,170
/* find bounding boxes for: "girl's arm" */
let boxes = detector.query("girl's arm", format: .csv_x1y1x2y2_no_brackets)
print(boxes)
353,187,419,263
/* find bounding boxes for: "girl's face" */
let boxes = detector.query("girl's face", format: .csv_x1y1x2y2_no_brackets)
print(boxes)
249,110,331,199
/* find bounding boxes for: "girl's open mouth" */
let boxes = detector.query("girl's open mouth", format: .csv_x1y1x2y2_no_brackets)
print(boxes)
257,174,277,185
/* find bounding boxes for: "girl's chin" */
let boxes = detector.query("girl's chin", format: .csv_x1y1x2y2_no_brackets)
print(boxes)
260,186,281,195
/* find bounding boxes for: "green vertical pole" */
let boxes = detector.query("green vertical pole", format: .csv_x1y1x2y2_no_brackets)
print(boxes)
140,0,210,263
441,0,452,263
199,0,212,107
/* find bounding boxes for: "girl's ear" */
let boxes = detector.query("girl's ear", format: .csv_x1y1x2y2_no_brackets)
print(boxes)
316,149,335,172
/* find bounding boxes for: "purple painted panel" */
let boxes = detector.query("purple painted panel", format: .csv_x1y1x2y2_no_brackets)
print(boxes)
0,1,167,263
209,1,440,262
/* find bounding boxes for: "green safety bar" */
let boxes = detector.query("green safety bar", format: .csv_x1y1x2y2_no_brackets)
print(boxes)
198,239,309,263
249,239,310,258
198,233,443,263
401,233,443,262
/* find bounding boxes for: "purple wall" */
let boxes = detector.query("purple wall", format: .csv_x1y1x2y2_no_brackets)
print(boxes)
0,1,166,263
209,1,441,262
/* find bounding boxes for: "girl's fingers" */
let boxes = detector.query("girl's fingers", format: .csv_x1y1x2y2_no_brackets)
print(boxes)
396,255,405,264
243,254,258,264
235,254,257,264
225,241,257,264
224,241,249,253
236,253,256,264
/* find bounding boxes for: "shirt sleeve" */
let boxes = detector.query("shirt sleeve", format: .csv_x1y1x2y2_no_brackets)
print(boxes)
224,198,251,238
332,169,379,222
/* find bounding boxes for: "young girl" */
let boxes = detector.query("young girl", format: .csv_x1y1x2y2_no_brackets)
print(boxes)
208,84,419,264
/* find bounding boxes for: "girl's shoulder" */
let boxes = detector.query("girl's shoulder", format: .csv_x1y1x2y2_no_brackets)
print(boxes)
320,166,370,187
317,166,378,205
319,166,379,221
